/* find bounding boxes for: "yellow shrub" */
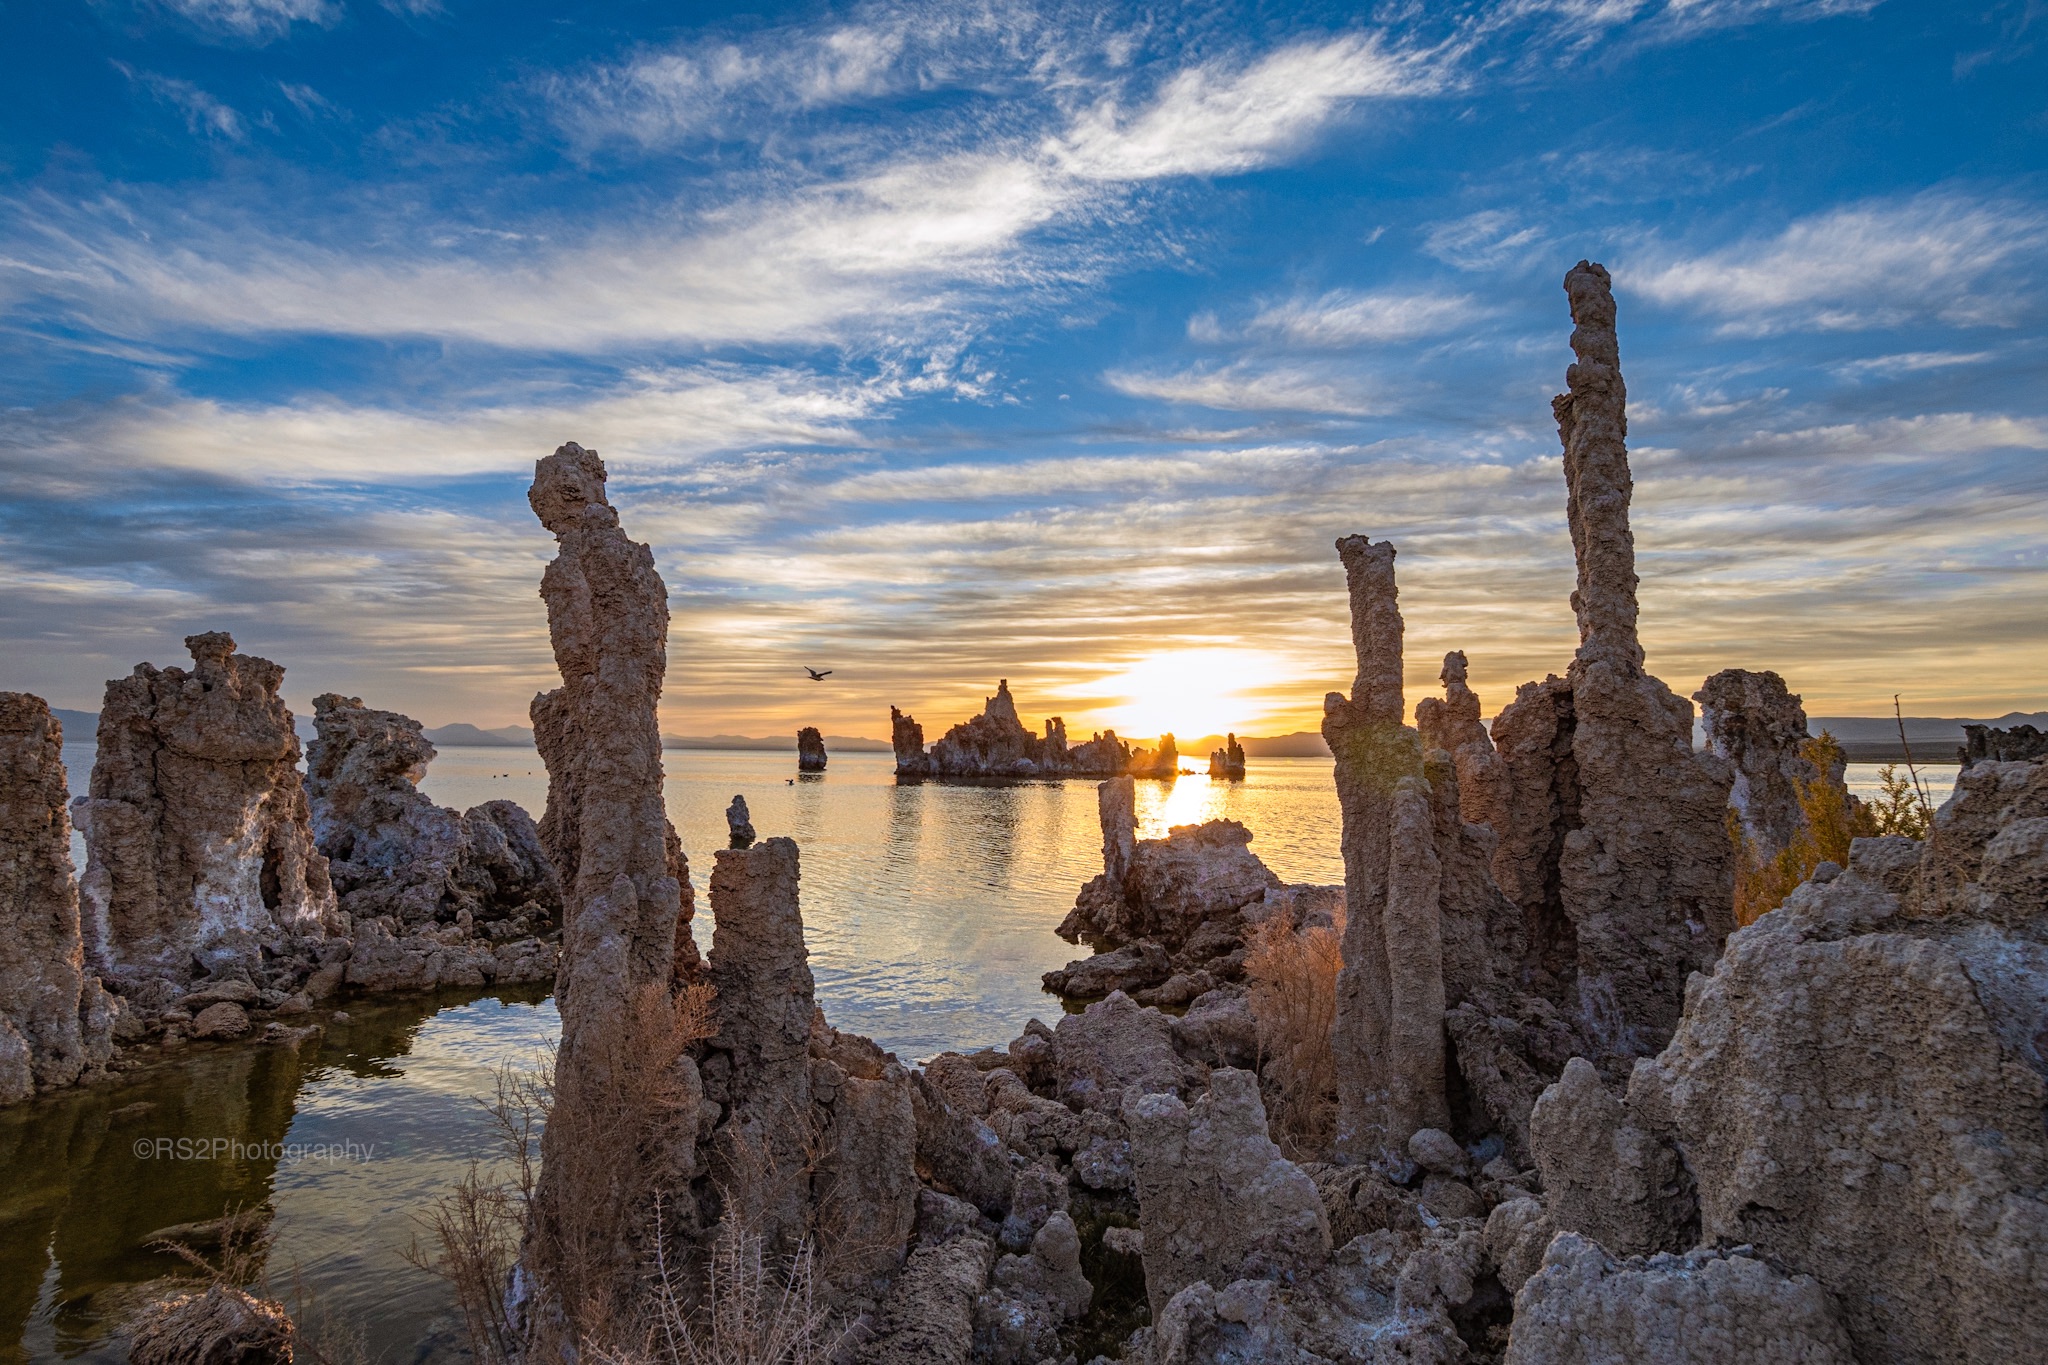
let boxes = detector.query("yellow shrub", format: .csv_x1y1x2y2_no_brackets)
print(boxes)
1731,732,1879,927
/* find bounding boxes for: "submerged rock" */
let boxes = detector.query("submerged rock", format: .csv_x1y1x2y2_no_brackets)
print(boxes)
0,693,115,1103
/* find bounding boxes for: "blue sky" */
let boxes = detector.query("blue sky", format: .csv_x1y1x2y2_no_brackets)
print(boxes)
1,0,2043,740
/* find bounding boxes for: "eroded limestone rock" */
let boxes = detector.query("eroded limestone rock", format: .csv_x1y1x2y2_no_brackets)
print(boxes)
0,694,115,1103
128,1284,294,1365
1053,990,1187,1114
1505,1233,1855,1365
1207,734,1246,780
1522,765,2048,1364
855,1234,993,1365
1322,536,1441,1158
525,442,701,1322
1695,668,1824,857
706,837,817,1259
1060,819,1280,953
528,443,694,996
1417,651,1513,836
797,726,827,773
305,694,560,988
726,794,756,849
1125,1067,1330,1320
1487,264,1734,1069
1528,1058,1693,1257
77,632,337,989
1629,806,2048,1365
1960,722,2048,767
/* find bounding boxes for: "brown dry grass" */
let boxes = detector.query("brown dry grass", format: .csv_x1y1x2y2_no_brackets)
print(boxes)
140,1207,369,1365
1243,909,1344,1158
410,979,718,1362
589,1195,852,1365
1731,732,1881,927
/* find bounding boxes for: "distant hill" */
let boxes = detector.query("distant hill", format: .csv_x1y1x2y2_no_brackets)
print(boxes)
424,723,535,748
53,708,99,741
661,733,893,753
1185,731,1332,759
1808,713,2047,764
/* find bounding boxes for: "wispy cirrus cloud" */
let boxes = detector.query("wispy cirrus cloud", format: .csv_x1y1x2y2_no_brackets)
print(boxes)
153,0,342,42
1631,190,2048,333
1104,360,1386,414
11,27,1454,357
1422,209,1547,270
112,63,248,141
1240,288,1489,346
547,1,1034,149
8,364,885,484
1050,33,1452,181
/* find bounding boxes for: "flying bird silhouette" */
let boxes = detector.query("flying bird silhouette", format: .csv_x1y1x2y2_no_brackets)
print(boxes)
805,667,833,681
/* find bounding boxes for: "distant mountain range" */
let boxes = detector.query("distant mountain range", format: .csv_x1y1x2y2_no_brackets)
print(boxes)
422,722,535,747
46,708,2041,766
660,733,894,752
1807,713,2047,764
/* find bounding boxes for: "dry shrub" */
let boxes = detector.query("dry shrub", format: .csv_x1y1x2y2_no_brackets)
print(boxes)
411,980,718,1362
1731,732,1880,926
530,979,719,1342
139,1208,367,1365
590,1194,851,1365
1244,910,1344,1157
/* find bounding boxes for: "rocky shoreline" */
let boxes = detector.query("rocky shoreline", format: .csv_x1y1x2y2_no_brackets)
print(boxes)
3,263,2043,1365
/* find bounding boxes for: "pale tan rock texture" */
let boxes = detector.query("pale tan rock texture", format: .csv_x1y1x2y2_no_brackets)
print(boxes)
527,442,694,994
1488,264,1733,1068
524,442,701,1326
706,837,819,1261
306,694,560,968
0,694,115,1103
1322,535,1441,1158
1523,763,2048,1364
76,632,337,988
1528,1058,1692,1257
1695,667,1824,856
1628,806,2048,1365
1416,650,1513,836
1505,1233,1855,1365
855,1234,993,1365
1125,1067,1330,1320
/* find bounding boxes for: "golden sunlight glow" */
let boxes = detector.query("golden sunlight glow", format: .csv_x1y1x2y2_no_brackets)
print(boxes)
1091,649,1285,746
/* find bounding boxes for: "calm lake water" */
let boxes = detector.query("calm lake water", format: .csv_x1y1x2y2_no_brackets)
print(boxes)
15,746,1954,1361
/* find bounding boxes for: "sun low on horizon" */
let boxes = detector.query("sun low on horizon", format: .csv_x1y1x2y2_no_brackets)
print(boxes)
1082,648,1294,745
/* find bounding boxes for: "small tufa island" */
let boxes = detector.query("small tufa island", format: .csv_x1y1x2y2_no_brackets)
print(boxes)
892,679,1180,780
